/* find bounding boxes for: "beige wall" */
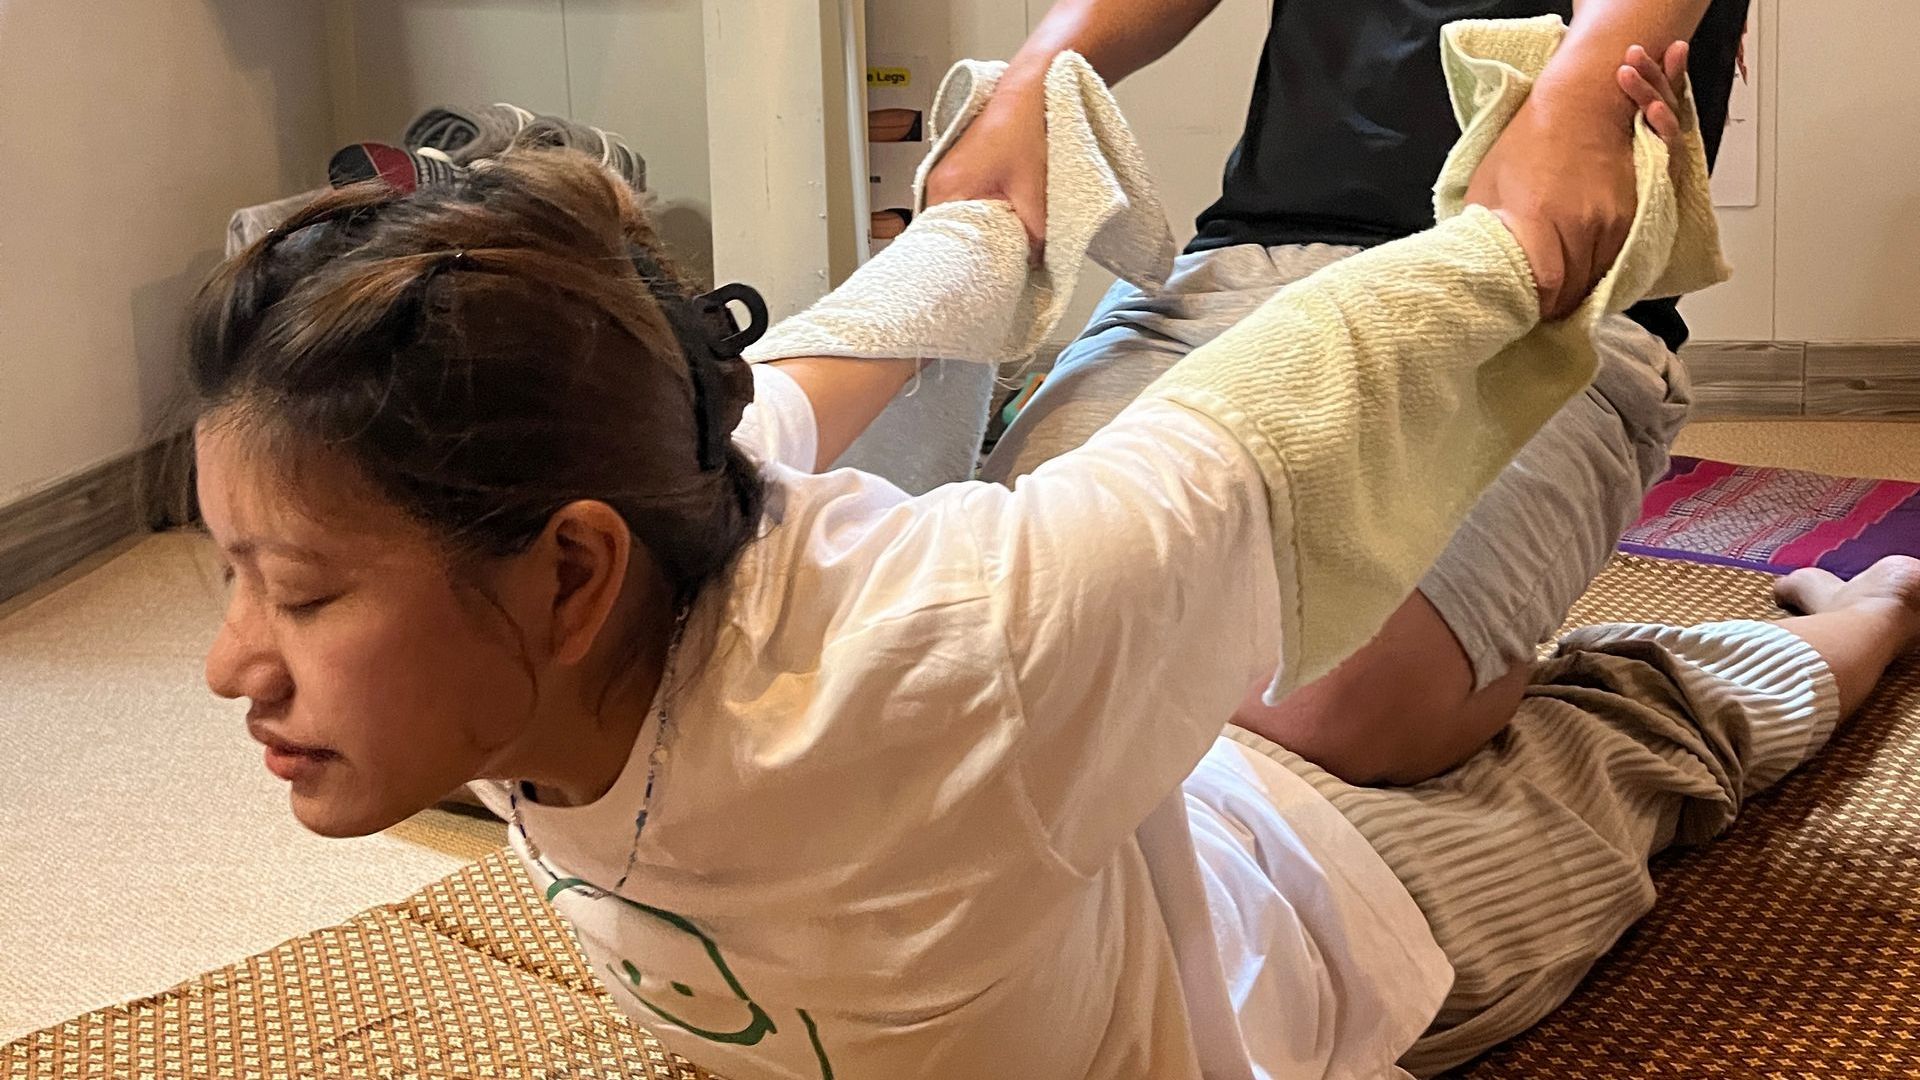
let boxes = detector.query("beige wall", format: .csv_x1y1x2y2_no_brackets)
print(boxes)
0,0,334,506
1769,0,1920,342
1685,0,1920,344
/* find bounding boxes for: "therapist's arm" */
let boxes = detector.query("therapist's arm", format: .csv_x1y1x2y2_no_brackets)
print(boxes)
1466,0,1713,319
923,0,1225,246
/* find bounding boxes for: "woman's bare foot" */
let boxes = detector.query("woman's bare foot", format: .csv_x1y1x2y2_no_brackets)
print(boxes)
1774,556,1920,720
1775,556,1920,652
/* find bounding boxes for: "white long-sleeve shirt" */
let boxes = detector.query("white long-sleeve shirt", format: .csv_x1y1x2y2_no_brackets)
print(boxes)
478,365,1451,1079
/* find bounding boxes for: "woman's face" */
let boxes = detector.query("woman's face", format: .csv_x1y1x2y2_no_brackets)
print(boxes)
195,421,540,838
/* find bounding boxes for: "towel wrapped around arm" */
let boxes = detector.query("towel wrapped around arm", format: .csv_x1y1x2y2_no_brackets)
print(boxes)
1148,14,1727,696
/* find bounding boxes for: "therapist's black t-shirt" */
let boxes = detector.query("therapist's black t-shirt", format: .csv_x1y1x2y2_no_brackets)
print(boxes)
1190,0,1752,351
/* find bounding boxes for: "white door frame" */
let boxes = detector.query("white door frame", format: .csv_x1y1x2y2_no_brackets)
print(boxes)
702,0,867,319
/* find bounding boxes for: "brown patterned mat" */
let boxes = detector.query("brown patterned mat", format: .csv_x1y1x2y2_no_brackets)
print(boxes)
6,554,1917,1078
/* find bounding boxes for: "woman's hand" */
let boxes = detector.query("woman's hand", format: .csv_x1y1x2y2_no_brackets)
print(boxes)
1618,40,1691,149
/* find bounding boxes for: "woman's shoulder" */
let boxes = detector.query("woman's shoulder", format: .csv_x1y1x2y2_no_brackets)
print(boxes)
670,469,1013,801
717,465,997,659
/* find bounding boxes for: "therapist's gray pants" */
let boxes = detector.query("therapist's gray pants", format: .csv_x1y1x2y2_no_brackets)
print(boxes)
982,242,1693,689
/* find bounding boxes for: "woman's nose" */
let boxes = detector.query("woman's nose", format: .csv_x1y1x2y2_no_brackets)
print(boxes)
203,601,290,705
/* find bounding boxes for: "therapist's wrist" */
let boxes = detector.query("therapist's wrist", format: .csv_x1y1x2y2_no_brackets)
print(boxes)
1534,53,1641,131
992,56,1050,114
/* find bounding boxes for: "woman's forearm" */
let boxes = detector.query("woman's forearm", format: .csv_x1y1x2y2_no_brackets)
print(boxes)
768,357,924,472
1146,209,1554,692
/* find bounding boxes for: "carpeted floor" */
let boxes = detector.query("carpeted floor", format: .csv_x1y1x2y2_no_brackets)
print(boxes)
0,531,504,1043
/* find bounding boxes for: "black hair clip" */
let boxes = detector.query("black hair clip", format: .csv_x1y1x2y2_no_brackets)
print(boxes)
694,282,769,358
681,282,768,470
626,241,768,471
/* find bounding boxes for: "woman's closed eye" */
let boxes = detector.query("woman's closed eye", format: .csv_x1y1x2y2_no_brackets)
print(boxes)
276,592,343,620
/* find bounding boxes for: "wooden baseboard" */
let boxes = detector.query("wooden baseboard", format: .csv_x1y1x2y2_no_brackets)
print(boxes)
1681,342,1803,418
1806,343,1920,417
1684,341,1920,420
0,435,194,608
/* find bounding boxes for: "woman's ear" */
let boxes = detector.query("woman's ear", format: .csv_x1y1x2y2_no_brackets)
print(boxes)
539,500,633,666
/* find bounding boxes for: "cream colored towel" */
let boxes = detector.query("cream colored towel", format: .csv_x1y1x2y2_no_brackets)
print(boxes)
745,200,1029,368
1146,15,1729,697
817,203,1014,490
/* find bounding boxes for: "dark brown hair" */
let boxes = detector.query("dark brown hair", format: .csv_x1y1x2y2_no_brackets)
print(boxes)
186,150,763,597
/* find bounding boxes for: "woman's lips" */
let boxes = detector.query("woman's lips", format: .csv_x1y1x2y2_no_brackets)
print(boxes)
263,744,335,783
248,719,338,783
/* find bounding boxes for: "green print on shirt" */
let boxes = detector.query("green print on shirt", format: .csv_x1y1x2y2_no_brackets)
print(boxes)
545,876,835,1079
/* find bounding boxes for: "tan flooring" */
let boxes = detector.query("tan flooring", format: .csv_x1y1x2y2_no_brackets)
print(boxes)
1674,418,1920,482
0,532,503,1043
0,419,1912,1044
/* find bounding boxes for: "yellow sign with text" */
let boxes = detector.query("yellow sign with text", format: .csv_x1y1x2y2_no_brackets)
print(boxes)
867,66,912,89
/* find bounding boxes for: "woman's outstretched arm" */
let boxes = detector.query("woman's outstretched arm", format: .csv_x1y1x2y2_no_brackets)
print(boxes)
766,356,923,471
